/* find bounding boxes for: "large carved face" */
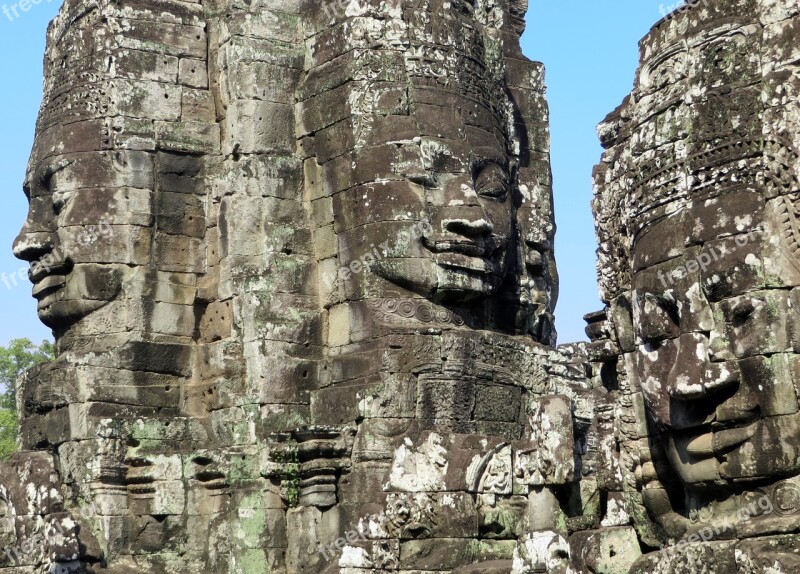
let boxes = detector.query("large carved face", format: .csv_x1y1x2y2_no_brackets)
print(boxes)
631,203,800,488
617,22,800,492
12,1,209,340
335,114,516,304
12,4,139,332
594,4,800,549
319,1,531,307
14,147,141,329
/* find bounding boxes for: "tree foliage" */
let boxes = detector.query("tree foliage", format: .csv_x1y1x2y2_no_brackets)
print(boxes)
0,338,54,459
0,408,18,461
0,338,55,409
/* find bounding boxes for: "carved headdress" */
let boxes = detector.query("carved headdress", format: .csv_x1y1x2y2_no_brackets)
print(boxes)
593,4,800,301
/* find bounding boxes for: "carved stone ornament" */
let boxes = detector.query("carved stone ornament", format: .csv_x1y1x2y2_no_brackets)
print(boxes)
1,0,799,572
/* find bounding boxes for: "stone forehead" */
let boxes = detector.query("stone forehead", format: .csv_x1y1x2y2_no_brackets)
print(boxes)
593,1,800,301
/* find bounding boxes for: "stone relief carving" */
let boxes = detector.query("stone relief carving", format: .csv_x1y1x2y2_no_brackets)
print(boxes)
593,1,800,572
1,0,799,573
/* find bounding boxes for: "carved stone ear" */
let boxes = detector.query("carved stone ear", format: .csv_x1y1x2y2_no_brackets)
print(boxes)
597,102,629,150
505,0,529,37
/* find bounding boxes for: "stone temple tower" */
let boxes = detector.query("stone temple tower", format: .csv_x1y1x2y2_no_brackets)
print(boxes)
2,0,800,573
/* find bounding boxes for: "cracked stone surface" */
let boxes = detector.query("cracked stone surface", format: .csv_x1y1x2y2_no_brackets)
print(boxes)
592,0,800,572
1,0,799,573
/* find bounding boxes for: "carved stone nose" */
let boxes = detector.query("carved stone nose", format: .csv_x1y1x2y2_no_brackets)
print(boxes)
12,231,53,263
708,329,734,363
667,334,740,400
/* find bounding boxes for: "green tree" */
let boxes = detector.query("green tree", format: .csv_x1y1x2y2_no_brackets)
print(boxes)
0,408,18,460
0,339,55,459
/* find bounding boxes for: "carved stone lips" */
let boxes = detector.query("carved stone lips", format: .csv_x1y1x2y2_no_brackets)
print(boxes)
423,236,498,273
437,254,494,274
195,470,228,490
32,274,66,299
423,237,488,258
29,257,71,283
686,422,757,458
30,257,72,304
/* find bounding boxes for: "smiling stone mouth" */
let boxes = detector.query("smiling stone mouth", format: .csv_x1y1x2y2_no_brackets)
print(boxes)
30,257,73,300
423,237,489,257
32,274,67,299
685,421,758,458
436,253,494,274
422,237,506,277
29,257,72,283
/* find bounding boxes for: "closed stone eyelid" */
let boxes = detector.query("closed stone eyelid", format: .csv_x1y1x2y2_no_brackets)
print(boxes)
36,159,74,189
636,292,680,331
728,298,758,325
407,173,438,187
52,190,73,214
471,156,508,177
476,172,507,187
474,163,509,192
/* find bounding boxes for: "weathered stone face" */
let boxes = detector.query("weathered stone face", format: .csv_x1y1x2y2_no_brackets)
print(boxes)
0,1,588,573
593,0,800,562
15,22,131,331
15,153,124,330
335,126,516,305
302,0,558,339
308,4,519,305
14,0,214,348
631,221,800,487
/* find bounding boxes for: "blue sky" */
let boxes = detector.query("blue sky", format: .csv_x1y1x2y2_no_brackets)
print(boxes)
0,0,674,346
521,1,670,342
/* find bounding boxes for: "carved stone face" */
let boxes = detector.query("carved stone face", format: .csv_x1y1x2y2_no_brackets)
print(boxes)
631,209,800,488
12,0,209,341
341,127,516,304
11,3,140,332
317,1,531,308
6,0,569,571
14,148,140,329
620,23,800,491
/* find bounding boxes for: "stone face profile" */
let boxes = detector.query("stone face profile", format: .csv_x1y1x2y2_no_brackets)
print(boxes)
2,0,800,572
2,0,582,573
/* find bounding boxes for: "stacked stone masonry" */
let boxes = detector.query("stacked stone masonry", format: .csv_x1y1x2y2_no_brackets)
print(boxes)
0,0,798,573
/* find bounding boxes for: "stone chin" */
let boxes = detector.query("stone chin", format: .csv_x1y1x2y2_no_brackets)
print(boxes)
34,266,122,330
37,299,111,329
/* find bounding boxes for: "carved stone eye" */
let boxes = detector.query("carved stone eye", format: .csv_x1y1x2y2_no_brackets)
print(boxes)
451,0,475,16
635,292,679,345
37,159,73,204
474,163,508,200
52,191,70,215
729,297,756,327
38,170,53,195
